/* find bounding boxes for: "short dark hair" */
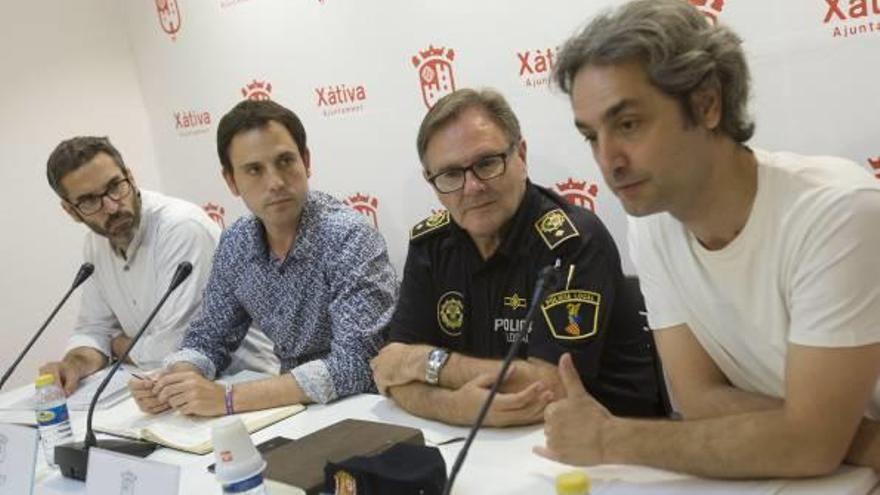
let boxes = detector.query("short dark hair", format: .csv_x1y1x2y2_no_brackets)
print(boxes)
554,0,755,143
216,100,309,174
46,136,127,198
416,88,522,165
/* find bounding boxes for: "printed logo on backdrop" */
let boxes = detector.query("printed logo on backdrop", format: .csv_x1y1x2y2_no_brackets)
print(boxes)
155,0,182,40
203,203,227,229
412,45,457,109
687,0,725,25
518,46,559,89
555,178,600,212
869,157,880,179
174,110,212,136
241,79,273,101
316,84,367,117
344,193,380,228
824,0,880,39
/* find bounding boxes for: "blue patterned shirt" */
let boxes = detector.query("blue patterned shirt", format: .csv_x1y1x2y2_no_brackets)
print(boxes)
167,191,398,403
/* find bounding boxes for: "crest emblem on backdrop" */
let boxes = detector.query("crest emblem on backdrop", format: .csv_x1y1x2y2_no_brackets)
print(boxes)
412,45,457,109
155,0,182,38
869,157,880,180
687,0,725,24
241,80,273,101
343,193,380,229
203,203,226,230
555,178,599,212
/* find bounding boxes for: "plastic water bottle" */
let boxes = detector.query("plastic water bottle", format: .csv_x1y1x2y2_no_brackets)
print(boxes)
34,373,74,467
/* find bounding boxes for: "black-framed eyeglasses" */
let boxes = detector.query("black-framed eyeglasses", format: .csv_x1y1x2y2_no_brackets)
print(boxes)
426,144,515,194
70,178,133,216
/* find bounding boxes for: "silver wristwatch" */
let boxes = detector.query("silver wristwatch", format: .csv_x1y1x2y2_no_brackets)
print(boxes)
425,348,450,385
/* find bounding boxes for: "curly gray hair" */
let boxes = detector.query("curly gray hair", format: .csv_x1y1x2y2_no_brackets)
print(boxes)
554,0,754,142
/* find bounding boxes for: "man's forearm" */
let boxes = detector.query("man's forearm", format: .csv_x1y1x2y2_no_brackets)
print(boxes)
442,355,559,395
677,383,781,419
679,383,880,470
232,374,312,413
63,347,108,377
388,383,469,425
602,409,850,478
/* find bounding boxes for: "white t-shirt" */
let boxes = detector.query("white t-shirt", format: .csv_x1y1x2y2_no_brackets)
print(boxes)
68,190,277,372
629,149,880,417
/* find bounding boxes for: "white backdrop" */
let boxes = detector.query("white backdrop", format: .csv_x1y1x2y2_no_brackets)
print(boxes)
119,0,880,274
1,0,878,387
0,0,161,387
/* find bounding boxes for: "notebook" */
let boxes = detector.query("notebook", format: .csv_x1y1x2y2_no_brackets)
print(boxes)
92,370,303,454
93,397,303,454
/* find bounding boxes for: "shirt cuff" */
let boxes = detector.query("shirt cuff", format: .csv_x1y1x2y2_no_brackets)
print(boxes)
164,348,217,379
66,332,112,359
291,360,337,404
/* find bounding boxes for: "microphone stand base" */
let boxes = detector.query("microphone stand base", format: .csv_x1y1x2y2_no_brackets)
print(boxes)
56,438,157,481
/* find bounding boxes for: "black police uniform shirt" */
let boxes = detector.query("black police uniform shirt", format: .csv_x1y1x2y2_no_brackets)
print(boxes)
389,182,664,417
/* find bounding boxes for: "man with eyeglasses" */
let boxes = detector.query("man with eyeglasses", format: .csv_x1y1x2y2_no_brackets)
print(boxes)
370,88,665,426
39,136,276,395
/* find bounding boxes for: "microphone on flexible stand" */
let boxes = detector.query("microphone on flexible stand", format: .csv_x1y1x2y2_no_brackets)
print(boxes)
441,261,561,495
0,262,94,391
55,261,193,481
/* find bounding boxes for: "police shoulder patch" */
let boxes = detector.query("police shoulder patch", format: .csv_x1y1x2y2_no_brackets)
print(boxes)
534,208,579,250
540,290,600,341
411,210,451,241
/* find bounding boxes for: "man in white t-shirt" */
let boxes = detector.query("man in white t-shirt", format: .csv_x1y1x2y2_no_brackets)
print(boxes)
40,136,276,395
535,0,880,478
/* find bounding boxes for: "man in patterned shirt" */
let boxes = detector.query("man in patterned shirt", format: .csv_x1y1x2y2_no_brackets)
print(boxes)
129,100,398,416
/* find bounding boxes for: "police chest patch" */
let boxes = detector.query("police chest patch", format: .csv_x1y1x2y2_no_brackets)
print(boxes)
411,210,450,240
535,208,579,250
540,290,600,341
437,291,464,337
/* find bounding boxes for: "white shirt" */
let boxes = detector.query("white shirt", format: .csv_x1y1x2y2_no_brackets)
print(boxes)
629,149,880,417
68,190,277,372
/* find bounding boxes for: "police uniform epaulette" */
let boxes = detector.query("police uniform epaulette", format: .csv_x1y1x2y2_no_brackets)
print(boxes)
410,210,451,242
534,207,580,250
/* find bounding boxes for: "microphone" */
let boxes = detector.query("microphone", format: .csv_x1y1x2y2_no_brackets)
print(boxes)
55,261,193,481
0,262,94,391
441,262,561,495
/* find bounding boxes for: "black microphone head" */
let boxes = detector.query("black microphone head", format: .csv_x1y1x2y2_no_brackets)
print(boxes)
72,262,95,289
168,261,193,291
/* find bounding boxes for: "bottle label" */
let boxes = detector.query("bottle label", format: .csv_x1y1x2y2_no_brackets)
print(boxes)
223,473,266,494
36,403,70,426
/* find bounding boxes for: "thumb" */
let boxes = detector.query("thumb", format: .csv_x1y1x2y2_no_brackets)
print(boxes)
558,353,588,398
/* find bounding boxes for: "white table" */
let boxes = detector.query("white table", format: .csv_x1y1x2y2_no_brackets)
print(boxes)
2,388,877,495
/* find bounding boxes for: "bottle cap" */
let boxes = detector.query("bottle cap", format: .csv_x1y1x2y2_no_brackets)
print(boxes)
211,416,266,484
35,374,56,388
556,470,590,494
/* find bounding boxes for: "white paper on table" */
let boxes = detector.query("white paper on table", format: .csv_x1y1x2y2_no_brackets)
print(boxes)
86,448,180,495
0,366,136,412
0,422,39,495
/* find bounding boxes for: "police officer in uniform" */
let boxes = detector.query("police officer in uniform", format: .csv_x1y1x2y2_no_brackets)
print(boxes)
371,88,664,427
